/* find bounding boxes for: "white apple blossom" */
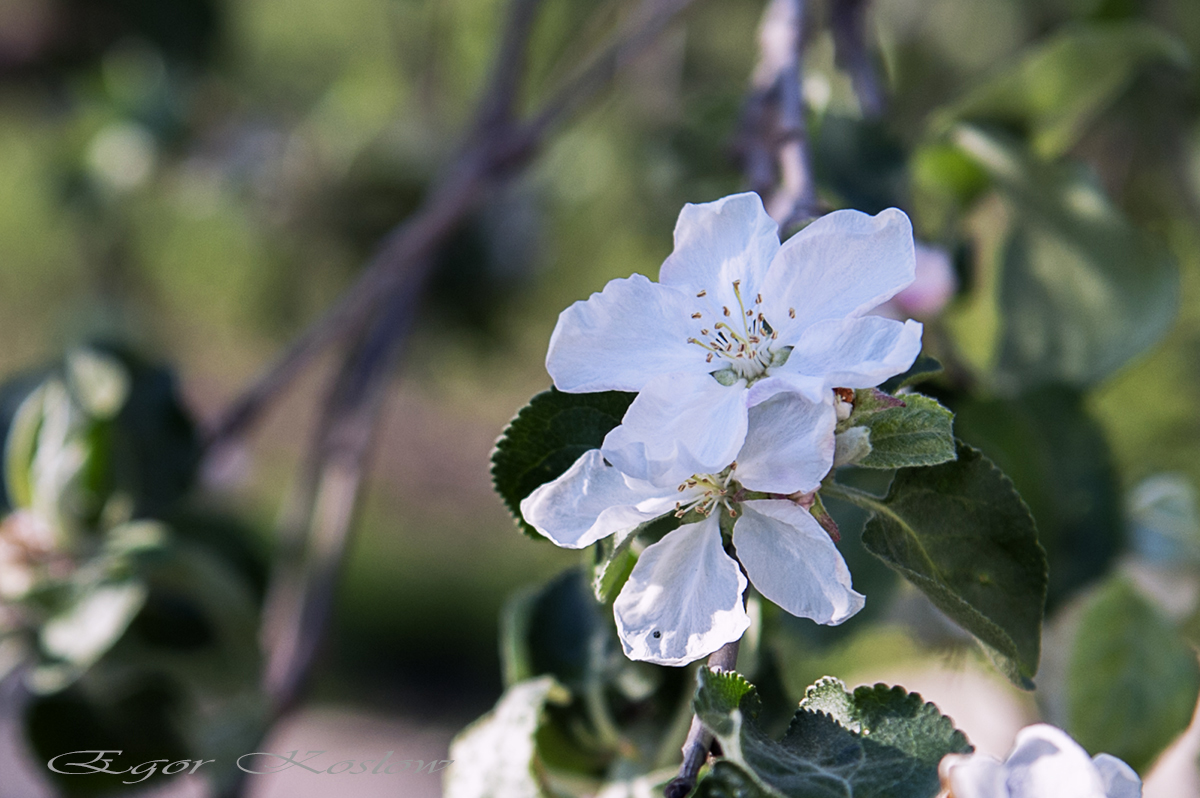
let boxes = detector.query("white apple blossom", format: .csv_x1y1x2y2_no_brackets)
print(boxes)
939,724,1141,798
520,393,863,666
547,191,922,485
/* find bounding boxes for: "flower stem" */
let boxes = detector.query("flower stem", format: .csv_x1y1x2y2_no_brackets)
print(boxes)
663,640,740,798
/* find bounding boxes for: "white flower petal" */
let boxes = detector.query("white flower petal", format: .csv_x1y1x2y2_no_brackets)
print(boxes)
1005,724,1109,798
777,315,922,392
1091,754,1141,798
761,208,915,343
735,394,837,494
945,754,1011,798
519,450,679,549
659,192,780,307
745,371,827,406
547,274,706,392
601,372,749,486
614,514,750,666
734,500,864,625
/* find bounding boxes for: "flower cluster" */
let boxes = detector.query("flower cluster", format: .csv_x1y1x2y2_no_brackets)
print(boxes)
525,191,923,665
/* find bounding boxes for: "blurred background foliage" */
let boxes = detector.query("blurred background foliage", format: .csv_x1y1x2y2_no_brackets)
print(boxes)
2,0,1200,792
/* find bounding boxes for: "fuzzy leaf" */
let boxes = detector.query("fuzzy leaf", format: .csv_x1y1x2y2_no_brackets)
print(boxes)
492,389,635,538
851,394,956,470
857,442,1046,688
694,670,971,798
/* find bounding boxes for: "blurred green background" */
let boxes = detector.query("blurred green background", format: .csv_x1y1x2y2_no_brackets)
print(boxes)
3,0,1200,774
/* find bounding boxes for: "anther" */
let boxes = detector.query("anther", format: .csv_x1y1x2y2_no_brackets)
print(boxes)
747,310,753,317
706,353,713,362
723,307,731,317
700,329,709,335
729,508,738,518
756,293,762,304
696,290,706,297
732,280,741,288
691,312,702,319
789,308,796,318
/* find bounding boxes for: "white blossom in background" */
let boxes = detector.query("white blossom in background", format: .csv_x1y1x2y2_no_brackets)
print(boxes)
521,393,862,667
939,724,1141,798
546,191,922,485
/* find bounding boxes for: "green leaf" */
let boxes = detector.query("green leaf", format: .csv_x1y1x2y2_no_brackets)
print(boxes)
693,670,971,798
591,529,638,604
500,569,605,691
935,22,1189,158
591,514,678,603
850,394,956,470
65,348,130,421
443,676,571,798
950,386,1121,609
1066,577,1200,772
37,581,148,684
492,388,635,538
952,126,1178,392
798,678,973,767
878,355,944,395
834,441,1046,688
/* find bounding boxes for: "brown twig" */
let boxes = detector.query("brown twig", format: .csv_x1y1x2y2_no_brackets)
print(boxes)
664,640,740,798
738,0,816,231
204,0,699,455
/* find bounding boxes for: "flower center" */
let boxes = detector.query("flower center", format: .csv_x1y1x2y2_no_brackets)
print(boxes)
686,280,791,383
674,464,740,518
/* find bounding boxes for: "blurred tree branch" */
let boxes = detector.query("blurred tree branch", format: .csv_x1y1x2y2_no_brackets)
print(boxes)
831,0,885,118
203,0,697,456
739,0,816,231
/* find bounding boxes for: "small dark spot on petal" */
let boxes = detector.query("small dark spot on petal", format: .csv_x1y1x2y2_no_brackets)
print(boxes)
652,630,661,638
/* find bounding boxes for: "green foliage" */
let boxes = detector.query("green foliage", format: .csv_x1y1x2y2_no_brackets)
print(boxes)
951,385,1122,609
848,393,956,470
952,126,1178,392
492,388,635,538
813,116,909,215
693,670,971,798
935,22,1189,158
501,569,606,691
1066,577,1200,772
28,541,265,796
836,442,1046,688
